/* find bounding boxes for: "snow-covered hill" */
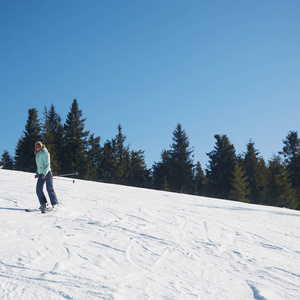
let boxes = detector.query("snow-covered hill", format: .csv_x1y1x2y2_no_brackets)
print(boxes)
0,169,299,300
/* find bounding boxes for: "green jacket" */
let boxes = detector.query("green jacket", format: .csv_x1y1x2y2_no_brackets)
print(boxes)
36,147,51,175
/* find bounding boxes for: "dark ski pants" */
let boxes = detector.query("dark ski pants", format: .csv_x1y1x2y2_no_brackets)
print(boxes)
36,171,58,206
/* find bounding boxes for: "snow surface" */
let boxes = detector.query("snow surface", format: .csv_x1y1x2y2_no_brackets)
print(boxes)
0,169,300,300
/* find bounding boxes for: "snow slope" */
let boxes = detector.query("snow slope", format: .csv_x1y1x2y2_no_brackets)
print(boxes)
0,169,300,300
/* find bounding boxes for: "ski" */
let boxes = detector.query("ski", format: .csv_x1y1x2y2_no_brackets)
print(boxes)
41,206,58,214
25,208,40,212
41,209,53,213
26,205,58,213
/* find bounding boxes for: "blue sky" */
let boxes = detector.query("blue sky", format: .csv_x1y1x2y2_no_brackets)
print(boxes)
1,0,299,169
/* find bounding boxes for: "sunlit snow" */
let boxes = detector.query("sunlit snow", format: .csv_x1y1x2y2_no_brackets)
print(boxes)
0,169,299,299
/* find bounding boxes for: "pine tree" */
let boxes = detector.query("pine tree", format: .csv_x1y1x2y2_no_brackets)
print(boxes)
128,150,151,187
15,108,42,172
98,139,118,183
194,161,207,196
152,150,172,191
206,134,236,199
98,125,135,185
114,124,130,184
42,104,64,174
87,134,101,181
243,140,268,204
229,163,250,202
280,131,300,208
267,155,298,209
169,124,194,193
1,150,14,169
152,124,195,193
61,99,92,179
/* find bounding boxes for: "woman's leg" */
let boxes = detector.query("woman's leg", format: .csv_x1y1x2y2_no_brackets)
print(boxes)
45,171,58,206
36,175,47,205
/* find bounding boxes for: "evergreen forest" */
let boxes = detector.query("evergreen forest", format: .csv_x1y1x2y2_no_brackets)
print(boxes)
1,99,299,210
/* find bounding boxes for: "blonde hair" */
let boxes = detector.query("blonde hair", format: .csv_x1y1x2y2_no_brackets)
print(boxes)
34,141,45,154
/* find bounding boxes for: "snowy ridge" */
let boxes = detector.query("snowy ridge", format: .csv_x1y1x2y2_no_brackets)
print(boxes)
0,169,300,300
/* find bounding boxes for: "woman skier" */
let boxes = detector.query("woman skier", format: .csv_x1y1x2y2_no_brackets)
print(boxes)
35,141,59,211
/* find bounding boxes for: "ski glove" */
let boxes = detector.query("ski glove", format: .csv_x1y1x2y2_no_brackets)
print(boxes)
35,173,39,178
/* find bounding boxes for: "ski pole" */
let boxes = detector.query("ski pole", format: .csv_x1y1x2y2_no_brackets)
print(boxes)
46,172,79,178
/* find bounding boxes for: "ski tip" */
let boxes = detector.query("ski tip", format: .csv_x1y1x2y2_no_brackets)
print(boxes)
41,208,57,213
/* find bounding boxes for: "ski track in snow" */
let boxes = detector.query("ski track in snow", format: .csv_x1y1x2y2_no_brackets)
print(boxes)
0,169,300,299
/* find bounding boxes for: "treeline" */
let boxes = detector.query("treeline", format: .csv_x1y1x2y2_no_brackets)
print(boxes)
1,99,299,210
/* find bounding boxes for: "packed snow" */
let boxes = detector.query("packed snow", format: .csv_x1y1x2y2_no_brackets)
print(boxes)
0,169,300,300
